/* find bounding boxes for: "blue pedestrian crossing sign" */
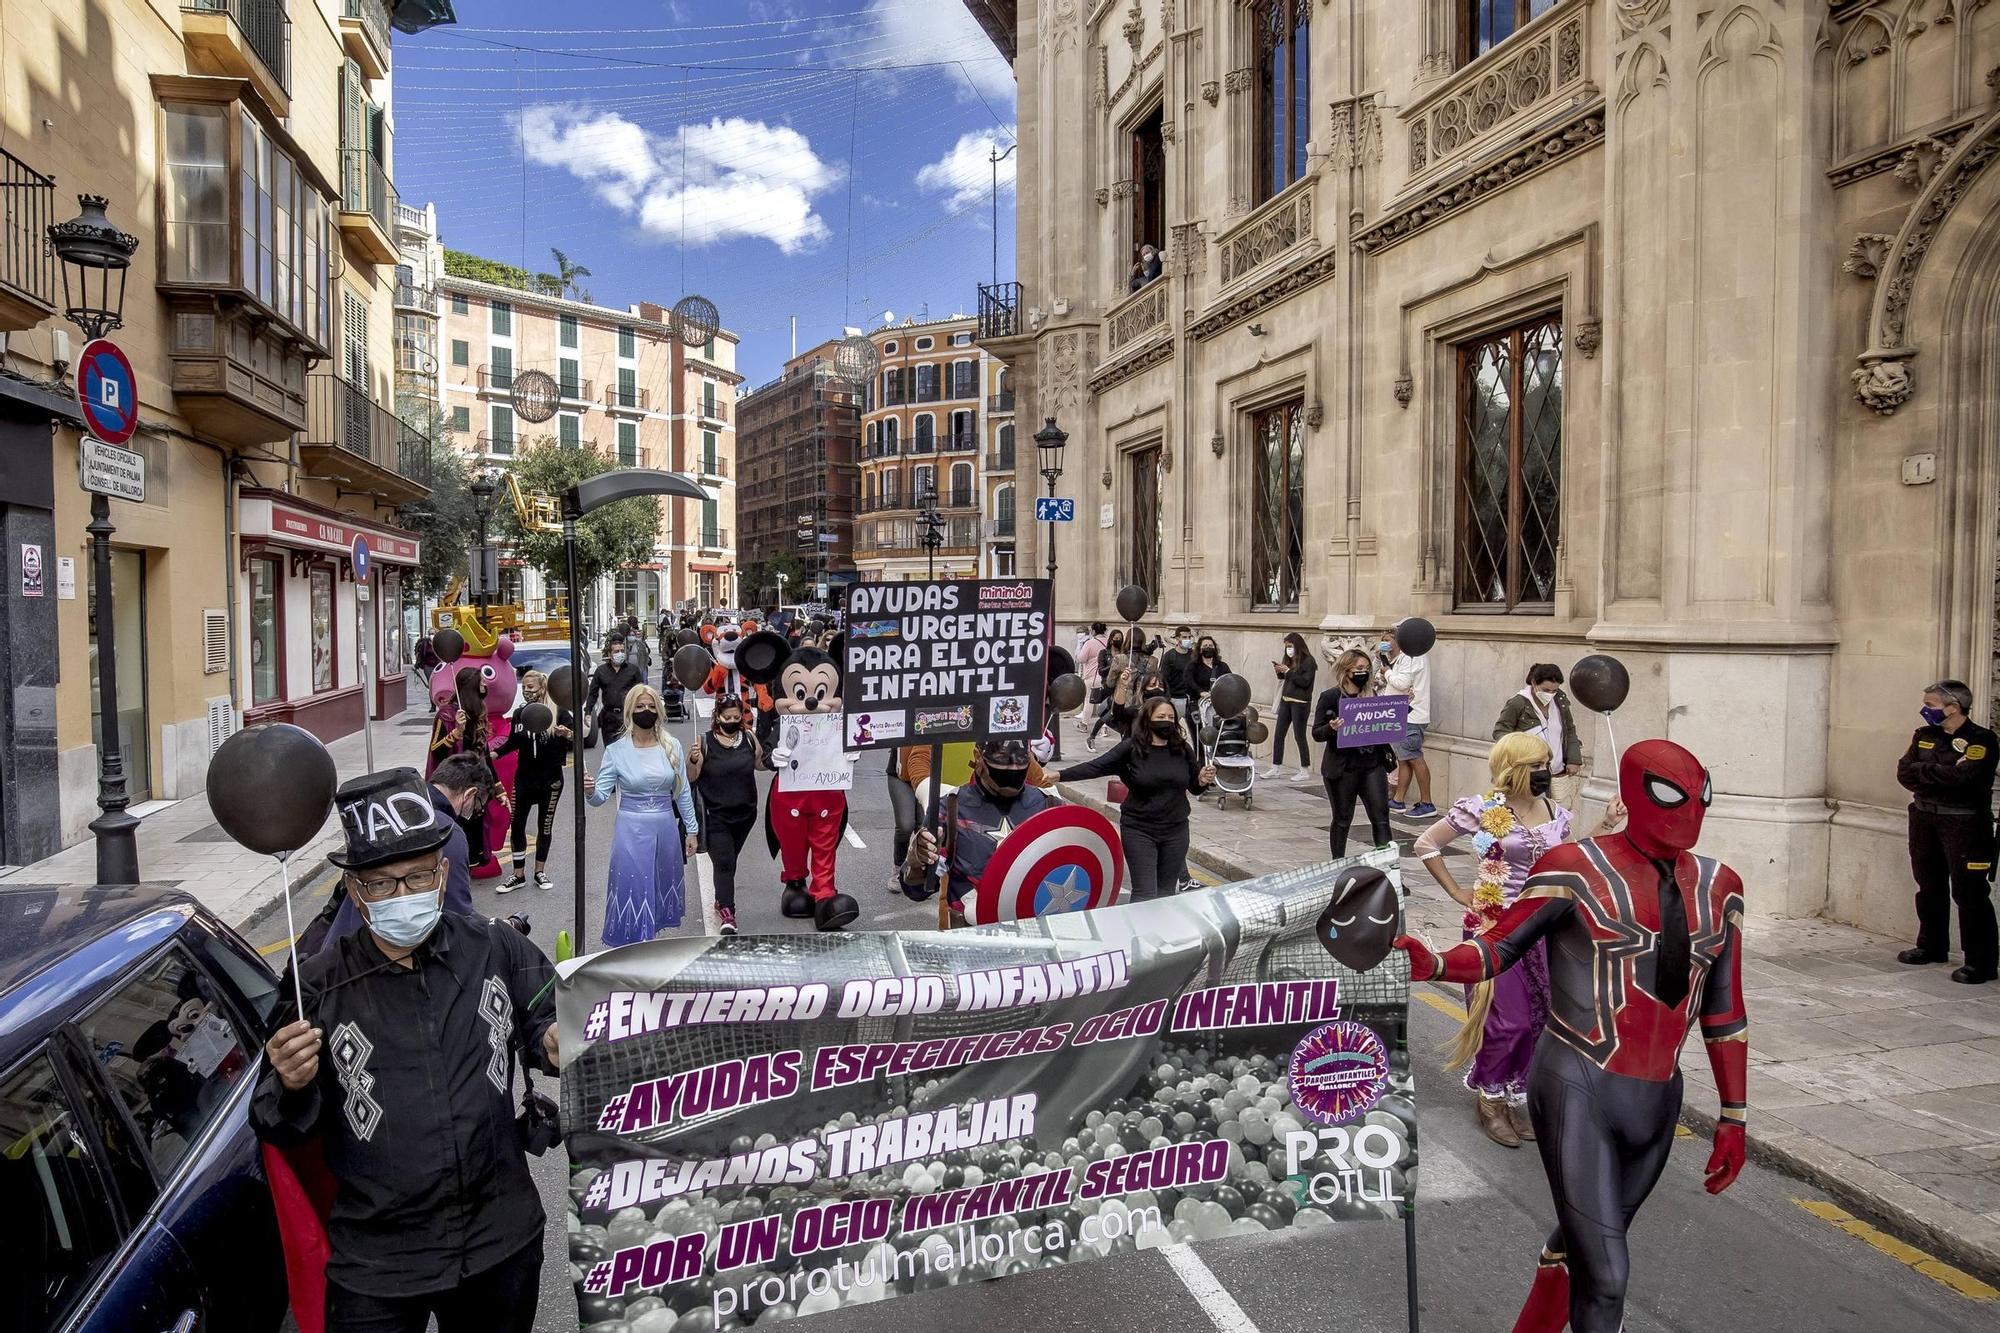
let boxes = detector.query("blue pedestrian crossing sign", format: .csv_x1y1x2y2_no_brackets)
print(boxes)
1035,497,1075,523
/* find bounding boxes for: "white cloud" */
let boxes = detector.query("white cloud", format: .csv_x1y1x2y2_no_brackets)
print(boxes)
516,105,841,255
841,0,1017,107
916,128,1016,213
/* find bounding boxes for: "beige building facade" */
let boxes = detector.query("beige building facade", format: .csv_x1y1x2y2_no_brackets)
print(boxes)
0,0,438,858
971,0,2000,939
856,315,992,582
435,279,741,619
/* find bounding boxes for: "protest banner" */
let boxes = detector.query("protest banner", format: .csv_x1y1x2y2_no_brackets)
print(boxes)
841,578,1052,750
772,714,851,791
557,851,1414,1327
1338,694,1411,748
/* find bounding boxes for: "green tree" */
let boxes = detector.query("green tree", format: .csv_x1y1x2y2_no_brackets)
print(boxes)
549,247,593,303
497,438,661,594
442,247,535,289
742,551,805,607
394,398,476,600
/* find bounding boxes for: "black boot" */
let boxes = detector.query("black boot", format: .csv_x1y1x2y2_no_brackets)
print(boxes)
780,880,814,918
814,893,860,932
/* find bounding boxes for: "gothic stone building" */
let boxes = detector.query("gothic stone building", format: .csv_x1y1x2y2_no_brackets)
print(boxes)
966,0,2000,939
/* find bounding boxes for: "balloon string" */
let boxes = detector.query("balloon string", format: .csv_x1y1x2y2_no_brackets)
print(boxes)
1602,712,1621,773
276,852,306,1020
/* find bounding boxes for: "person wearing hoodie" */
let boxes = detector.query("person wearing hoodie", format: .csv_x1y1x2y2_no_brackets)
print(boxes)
1269,632,1318,780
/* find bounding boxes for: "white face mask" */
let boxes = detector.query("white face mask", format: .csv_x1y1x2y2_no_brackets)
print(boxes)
611,652,627,667
366,888,442,948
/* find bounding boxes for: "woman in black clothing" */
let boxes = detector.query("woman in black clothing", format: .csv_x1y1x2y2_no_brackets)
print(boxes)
1059,696,1215,901
491,671,573,893
688,693,762,935
1312,648,1395,858
1269,632,1317,778
1190,635,1230,701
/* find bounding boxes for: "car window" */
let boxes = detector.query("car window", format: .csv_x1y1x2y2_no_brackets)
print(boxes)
188,924,281,1030
0,1054,128,1332
75,949,255,1178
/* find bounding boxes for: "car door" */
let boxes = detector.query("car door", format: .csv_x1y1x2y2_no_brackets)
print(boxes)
0,1044,199,1333
68,942,287,1333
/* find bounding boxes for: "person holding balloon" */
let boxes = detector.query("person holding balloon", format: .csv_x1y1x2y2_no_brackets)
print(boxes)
490,669,573,894
582,684,699,946
1058,694,1215,901
688,692,762,935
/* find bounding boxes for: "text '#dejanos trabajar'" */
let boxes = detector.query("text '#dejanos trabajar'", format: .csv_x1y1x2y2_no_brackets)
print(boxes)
558,860,1416,1326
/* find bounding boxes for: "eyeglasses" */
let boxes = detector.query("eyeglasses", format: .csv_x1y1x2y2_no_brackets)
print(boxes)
351,859,446,903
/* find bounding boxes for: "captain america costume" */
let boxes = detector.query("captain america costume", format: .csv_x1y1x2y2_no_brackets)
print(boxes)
1397,739,1748,1332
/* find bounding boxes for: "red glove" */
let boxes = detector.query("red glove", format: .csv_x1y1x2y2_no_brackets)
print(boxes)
1392,935,1442,981
1704,1121,1745,1195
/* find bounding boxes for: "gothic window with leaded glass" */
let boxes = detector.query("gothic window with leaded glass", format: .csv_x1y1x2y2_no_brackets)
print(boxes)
1250,401,1306,609
1454,313,1562,613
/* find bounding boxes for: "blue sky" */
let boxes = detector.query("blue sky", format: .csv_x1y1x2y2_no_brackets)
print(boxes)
391,0,1017,386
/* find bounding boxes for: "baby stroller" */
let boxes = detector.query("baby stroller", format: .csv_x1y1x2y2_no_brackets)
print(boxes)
1199,696,1258,809
661,675,690,723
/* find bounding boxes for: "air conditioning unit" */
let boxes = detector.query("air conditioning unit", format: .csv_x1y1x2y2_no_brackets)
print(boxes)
206,698,237,758
202,609,229,674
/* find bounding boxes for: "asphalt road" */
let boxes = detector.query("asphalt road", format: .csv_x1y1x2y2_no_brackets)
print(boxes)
252,709,1997,1332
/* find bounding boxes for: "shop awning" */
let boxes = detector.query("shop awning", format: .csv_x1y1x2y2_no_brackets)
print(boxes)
239,487,420,566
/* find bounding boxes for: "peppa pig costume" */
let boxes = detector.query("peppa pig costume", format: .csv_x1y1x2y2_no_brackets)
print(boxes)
425,612,520,878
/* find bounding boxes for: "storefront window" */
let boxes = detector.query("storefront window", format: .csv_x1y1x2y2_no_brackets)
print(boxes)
249,557,281,705
309,567,335,693
380,572,402,673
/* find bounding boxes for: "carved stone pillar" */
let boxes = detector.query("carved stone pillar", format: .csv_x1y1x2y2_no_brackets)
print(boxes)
1595,0,1836,917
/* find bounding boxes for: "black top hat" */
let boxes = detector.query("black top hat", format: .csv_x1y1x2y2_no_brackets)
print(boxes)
327,767,454,870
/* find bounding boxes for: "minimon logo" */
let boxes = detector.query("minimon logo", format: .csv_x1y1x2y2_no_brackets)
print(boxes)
1287,1020,1390,1127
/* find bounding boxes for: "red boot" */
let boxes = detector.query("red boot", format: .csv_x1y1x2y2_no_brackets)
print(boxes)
1510,1254,1570,1333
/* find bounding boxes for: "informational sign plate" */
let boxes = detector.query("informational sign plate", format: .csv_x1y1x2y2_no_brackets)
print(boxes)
78,437,146,503
841,579,1052,750
1034,497,1075,522
556,852,1414,1329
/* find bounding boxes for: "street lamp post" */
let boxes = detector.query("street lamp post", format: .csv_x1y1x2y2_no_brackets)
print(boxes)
48,194,139,885
989,142,1018,288
468,471,497,618
921,505,944,579
1034,416,1068,587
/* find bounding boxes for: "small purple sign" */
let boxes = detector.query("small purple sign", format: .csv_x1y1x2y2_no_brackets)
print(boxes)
1338,694,1410,748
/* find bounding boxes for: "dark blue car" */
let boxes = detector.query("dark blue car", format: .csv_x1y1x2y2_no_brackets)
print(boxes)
0,884,289,1332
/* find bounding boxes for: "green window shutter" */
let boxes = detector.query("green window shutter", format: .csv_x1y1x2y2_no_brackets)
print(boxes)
618,421,637,466
559,415,580,448
451,406,469,432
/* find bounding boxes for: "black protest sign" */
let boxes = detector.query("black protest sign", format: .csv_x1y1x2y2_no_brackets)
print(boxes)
841,579,1052,751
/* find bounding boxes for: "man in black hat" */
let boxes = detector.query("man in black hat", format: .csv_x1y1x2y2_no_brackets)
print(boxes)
320,755,480,950
252,766,560,1333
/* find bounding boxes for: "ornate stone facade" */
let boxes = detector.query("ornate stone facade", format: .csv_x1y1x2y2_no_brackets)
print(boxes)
978,0,2000,941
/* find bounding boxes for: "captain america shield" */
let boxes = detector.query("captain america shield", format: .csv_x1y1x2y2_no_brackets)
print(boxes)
968,804,1125,925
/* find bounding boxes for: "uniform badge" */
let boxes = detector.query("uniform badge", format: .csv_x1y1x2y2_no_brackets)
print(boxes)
1953,737,1968,753
1969,745,1988,761
1918,740,1937,750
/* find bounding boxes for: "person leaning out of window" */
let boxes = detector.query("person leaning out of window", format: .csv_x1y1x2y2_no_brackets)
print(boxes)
1058,694,1214,901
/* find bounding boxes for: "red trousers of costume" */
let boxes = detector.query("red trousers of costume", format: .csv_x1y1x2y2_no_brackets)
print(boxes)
773,786,843,901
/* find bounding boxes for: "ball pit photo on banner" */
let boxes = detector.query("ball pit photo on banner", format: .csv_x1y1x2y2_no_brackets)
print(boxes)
555,850,1414,1327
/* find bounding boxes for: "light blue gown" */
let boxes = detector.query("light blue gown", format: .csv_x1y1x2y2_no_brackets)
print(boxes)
588,736,699,947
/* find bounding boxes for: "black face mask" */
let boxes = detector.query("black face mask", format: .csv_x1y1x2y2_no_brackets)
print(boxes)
631,710,660,730
716,718,741,734
1349,671,1370,688
985,768,1028,797
1149,719,1178,739
1528,769,1552,798
1143,689,1167,702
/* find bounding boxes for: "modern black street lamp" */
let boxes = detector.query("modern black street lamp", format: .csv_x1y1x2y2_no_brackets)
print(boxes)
48,193,140,885
468,470,497,614
1035,416,1068,585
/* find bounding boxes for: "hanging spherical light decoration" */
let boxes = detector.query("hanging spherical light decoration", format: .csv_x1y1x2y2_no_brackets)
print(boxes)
833,333,879,387
510,369,559,424
671,294,721,348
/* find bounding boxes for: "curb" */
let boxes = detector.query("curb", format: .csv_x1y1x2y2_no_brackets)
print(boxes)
232,848,341,938
1677,1100,2000,1290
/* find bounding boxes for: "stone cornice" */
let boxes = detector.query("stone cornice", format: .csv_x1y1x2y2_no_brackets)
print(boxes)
1189,247,1340,342
1354,109,1605,255
1088,336,1176,394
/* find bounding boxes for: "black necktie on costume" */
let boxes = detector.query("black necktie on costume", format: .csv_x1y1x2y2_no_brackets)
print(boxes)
1652,857,1691,1010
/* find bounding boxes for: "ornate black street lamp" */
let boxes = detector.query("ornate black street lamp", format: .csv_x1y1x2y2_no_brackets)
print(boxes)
1035,416,1068,585
48,194,140,884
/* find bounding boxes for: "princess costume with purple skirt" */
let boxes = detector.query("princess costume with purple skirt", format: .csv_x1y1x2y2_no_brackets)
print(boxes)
1414,793,1572,1104
587,735,699,948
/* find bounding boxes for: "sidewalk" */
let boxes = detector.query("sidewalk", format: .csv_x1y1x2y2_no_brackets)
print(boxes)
1049,712,2000,1285
0,710,433,931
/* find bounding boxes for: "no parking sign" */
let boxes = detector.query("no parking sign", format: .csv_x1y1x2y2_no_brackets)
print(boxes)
75,340,139,445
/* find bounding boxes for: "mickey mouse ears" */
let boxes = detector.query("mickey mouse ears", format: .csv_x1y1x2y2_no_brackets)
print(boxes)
736,629,792,685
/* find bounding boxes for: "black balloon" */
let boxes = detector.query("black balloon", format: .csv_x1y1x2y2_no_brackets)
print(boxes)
1048,672,1087,712
1246,719,1270,745
677,628,703,648
432,626,465,663
673,643,716,691
546,664,576,708
1316,865,1401,973
1048,645,1076,680
1569,653,1631,714
1114,584,1149,624
1393,616,1436,657
1209,672,1253,718
205,724,338,857
517,702,554,735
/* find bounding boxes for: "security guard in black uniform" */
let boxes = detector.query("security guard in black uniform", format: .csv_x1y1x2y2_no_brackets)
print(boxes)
1896,679,1998,984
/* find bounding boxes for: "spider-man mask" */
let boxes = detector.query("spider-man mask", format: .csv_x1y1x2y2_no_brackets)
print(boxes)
1619,738,1711,859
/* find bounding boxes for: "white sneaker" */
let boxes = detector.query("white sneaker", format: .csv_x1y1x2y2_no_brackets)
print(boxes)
1290,768,1312,782
533,871,556,891
497,873,526,895
1262,765,1285,779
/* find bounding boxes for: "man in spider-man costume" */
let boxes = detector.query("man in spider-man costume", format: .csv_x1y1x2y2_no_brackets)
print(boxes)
1395,738,1747,1332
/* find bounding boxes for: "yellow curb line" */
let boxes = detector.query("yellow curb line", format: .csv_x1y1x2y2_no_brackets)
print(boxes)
1414,988,1467,1021
1794,1199,2000,1301
257,934,299,957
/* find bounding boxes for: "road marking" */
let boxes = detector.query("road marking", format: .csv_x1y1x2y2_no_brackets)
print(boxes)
1188,863,1220,887
1159,1243,1262,1332
689,849,718,936
1794,1200,1999,1300
843,824,866,849
257,934,299,957
1415,987,1468,1021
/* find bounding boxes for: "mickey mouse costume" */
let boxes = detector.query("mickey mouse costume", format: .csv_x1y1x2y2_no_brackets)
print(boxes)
736,630,862,931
